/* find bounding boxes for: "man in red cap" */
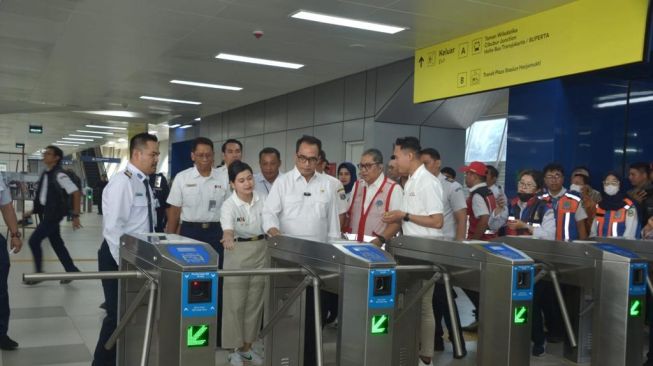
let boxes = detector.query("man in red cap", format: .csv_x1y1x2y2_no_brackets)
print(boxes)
461,161,497,240
459,161,497,332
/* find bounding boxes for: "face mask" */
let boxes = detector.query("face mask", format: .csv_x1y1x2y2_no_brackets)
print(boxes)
518,193,535,202
570,184,583,193
604,185,619,196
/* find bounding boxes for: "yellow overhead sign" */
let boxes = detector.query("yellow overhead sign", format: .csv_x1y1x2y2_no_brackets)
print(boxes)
414,0,650,103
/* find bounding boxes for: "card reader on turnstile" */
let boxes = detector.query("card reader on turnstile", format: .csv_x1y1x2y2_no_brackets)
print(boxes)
267,236,396,366
387,237,535,366
118,234,219,366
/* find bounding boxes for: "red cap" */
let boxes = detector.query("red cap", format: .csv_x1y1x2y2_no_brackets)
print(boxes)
459,161,487,177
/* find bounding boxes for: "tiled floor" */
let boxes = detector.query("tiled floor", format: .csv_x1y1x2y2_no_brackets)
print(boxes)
0,208,643,365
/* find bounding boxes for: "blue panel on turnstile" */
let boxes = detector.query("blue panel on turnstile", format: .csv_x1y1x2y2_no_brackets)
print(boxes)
344,244,389,262
512,265,535,301
167,244,211,265
181,272,218,318
593,243,639,259
630,263,648,296
368,269,396,309
482,244,527,260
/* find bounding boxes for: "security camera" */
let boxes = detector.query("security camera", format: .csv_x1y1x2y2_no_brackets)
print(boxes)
253,30,264,39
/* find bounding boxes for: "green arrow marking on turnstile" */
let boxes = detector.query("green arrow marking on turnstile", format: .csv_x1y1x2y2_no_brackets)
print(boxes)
630,299,642,317
187,325,209,347
514,306,528,325
371,314,389,334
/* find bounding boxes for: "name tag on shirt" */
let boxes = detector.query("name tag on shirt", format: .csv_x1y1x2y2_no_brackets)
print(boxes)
186,183,197,187
208,200,217,212
135,193,144,197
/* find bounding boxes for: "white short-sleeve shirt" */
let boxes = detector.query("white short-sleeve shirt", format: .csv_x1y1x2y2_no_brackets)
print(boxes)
167,165,230,222
220,191,266,239
262,167,340,243
437,173,467,239
401,164,444,237
0,175,11,206
39,170,79,205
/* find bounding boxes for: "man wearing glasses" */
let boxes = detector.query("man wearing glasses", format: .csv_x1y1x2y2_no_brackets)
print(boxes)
263,135,340,366
540,163,588,241
343,148,403,246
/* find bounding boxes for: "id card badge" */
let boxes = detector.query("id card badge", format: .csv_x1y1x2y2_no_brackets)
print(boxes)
155,175,162,188
208,200,217,212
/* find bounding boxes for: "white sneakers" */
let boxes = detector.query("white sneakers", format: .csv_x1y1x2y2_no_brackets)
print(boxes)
417,358,433,366
228,349,264,366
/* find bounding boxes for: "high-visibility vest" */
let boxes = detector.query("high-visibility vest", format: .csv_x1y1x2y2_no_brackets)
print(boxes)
344,177,398,242
541,192,581,241
594,198,635,238
506,196,550,236
466,186,497,240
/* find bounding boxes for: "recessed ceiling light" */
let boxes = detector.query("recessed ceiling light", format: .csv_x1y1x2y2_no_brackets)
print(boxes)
169,124,181,128
107,141,115,145
216,53,304,69
140,96,201,105
70,134,101,139
179,125,193,129
118,138,127,142
170,80,242,91
77,130,114,135
194,117,201,121
78,110,140,118
53,143,79,147
86,125,127,131
291,10,407,34
149,130,158,134
62,137,93,142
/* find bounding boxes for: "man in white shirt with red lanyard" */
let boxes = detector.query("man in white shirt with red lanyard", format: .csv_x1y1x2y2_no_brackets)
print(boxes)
382,136,444,366
344,148,403,246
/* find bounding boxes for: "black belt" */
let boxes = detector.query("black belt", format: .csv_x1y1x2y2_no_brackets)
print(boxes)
181,221,221,229
235,234,266,242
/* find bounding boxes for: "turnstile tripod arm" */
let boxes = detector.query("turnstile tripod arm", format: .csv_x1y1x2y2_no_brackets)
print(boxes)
105,280,153,350
443,273,464,359
140,281,158,366
23,270,144,282
259,275,313,339
549,271,578,349
396,271,442,322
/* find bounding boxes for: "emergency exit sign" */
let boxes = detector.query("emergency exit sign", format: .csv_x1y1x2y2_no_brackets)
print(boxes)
186,324,209,347
370,314,389,335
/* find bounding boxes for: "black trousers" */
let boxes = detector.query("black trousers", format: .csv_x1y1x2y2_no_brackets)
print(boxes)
433,283,465,345
0,235,9,337
462,289,480,321
28,217,78,273
93,241,118,366
179,223,224,345
531,281,563,347
303,287,337,366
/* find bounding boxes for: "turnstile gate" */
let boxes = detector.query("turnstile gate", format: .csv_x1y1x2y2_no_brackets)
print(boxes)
267,235,397,366
387,236,535,366
118,233,219,365
496,236,648,366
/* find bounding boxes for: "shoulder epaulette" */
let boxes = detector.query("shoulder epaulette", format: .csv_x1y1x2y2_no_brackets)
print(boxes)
124,170,132,179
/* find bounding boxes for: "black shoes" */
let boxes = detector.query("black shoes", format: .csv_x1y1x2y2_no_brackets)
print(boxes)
0,335,18,350
532,343,546,357
434,337,445,351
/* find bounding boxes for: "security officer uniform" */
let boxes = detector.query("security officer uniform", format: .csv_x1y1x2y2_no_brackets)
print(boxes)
166,164,229,344
149,173,170,232
93,163,156,366
0,177,15,346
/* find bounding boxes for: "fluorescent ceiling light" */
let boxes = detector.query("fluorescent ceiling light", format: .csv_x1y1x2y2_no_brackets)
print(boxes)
53,143,79,147
595,95,653,108
170,79,242,91
140,96,201,105
149,130,158,134
179,125,193,129
216,53,304,69
118,138,127,142
77,130,114,135
79,110,140,118
70,134,101,139
56,141,84,145
107,141,115,145
169,124,181,128
86,124,127,131
194,117,201,122
291,10,406,34
62,137,93,142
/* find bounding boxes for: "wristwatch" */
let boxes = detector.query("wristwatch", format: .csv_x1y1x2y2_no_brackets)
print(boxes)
403,213,411,222
10,231,21,239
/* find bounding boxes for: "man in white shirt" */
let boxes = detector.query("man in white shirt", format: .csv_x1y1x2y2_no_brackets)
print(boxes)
93,133,159,366
382,137,444,366
262,135,340,366
24,145,82,284
344,148,403,246
254,147,282,196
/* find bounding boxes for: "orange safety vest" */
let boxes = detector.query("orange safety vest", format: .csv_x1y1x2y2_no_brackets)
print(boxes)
594,198,634,237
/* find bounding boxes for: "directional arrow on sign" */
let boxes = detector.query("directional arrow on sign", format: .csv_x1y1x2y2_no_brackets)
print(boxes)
371,315,388,334
514,306,527,324
187,325,208,346
418,56,424,68
630,299,642,316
